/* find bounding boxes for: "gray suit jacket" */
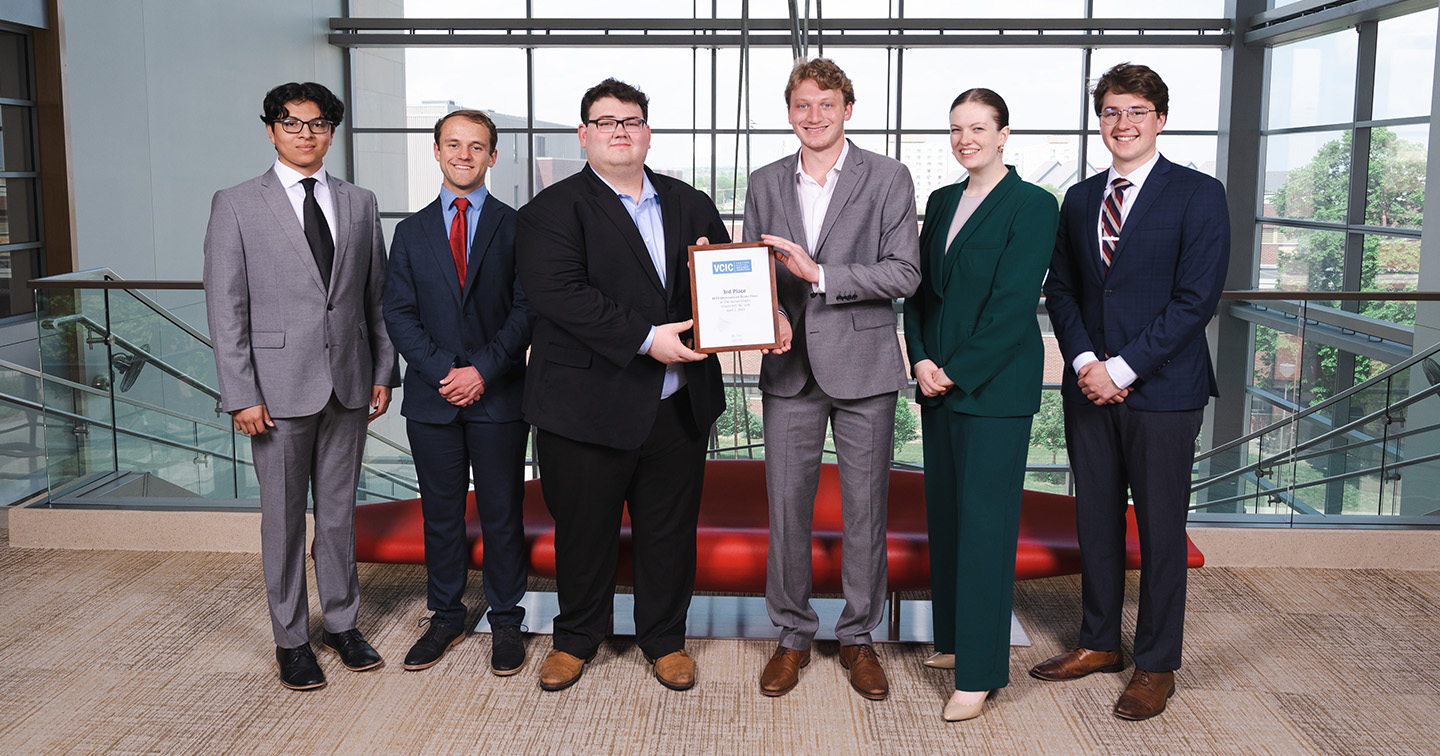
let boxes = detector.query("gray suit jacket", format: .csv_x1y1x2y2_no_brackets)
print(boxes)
204,167,399,419
744,141,921,400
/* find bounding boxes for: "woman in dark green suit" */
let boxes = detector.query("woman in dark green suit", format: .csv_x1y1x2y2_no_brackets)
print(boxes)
902,88,1060,721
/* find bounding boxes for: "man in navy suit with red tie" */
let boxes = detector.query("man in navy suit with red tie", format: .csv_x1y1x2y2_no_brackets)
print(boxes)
1034,63,1229,721
383,109,536,676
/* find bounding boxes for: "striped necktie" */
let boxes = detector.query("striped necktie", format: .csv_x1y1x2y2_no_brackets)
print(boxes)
1100,177,1132,269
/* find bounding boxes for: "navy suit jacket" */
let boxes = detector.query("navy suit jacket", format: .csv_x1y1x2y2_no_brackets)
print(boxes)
383,193,536,425
1043,155,1230,412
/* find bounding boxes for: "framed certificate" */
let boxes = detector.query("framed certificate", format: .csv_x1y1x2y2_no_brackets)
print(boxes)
688,241,781,353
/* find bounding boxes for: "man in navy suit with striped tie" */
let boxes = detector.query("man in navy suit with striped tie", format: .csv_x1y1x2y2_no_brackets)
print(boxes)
383,109,536,676
1033,63,1230,721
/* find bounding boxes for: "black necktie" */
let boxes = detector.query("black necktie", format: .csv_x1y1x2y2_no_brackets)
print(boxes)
300,177,335,289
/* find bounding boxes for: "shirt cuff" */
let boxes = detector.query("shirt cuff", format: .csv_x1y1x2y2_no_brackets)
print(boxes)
812,266,826,294
1072,351,1099,373
1105,356,1137,389
639,326,656,355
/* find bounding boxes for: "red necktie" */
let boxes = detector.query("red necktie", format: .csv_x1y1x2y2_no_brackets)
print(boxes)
450,197,470,285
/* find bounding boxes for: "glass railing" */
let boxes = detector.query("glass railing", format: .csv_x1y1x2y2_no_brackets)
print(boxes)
1192,291,1440,526
27,270,417,508
10,276,1440,528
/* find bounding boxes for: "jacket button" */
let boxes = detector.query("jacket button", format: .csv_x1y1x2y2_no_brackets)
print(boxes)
464,344,474,352
1104,290,1113,297
327,304,334,311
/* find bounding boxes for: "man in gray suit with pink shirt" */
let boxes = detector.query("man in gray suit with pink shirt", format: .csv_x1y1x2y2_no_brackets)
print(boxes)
204,81,399,691
744,58,920,701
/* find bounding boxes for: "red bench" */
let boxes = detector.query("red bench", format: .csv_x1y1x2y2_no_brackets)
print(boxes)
348,458,1204,589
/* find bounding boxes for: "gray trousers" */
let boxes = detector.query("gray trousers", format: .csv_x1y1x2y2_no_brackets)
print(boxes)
251,394,368,648
763,381,895,649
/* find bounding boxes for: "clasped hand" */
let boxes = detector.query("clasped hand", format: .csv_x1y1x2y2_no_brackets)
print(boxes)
1076,361,1128,405
913,359,955,398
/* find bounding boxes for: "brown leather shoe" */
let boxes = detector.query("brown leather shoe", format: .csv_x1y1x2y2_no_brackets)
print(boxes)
1114,669,1175,721
759,646,811,697
539,649,590,691
838,644,889,701
649,650,695,691
1028,647,1125,681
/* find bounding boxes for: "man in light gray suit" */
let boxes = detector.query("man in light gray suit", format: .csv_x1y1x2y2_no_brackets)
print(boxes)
204,82,399,691
744,58,920,701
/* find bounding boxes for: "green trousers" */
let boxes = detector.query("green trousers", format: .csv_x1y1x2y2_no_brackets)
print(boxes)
920,407,1032,691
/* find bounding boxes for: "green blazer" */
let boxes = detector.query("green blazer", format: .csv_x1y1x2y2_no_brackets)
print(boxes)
902,167,1060,417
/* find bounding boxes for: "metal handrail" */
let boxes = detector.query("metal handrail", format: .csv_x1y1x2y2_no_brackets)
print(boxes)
0,357,231,433
41,313,222,401
1196,338,1440,465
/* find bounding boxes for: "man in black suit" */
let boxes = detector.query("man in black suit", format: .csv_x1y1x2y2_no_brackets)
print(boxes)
516,78,728,692
1033,63,1230,721
383,110,536,676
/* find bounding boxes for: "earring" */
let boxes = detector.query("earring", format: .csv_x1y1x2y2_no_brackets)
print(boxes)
998,145,1004,155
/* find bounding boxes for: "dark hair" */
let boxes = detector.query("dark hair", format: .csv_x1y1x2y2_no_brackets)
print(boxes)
784,57,855,106
580,78,649,123
1092,62,1169,116
949,88,1009,130
259,82,345,126
433,109,498,151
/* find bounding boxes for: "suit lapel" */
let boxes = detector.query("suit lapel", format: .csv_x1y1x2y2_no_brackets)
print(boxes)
1109,156,1171,270
259,169,327,294
329,177,351,292
585,167,664,294
657,173,686,298
1082,173,1108,282
814,141,865,258
420,199,464,306
923,184,960,293
464,195,503,299
941,169,1020,288
776,153,806,253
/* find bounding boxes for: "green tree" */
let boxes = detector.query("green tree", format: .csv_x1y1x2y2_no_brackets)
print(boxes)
1263,127,1425,403
893,396,918,455
1030,390,1067,453
716,386,763,440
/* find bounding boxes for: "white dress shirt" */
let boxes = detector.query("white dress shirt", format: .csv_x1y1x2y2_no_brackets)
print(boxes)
272,160,337,236
793,140,850,293
1072,151,1162,390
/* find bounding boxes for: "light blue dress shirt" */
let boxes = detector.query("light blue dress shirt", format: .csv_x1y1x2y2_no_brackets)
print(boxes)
594,171,685,399
439,184,490,264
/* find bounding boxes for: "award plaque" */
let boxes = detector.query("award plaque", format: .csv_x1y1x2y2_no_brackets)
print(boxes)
687,241,781,353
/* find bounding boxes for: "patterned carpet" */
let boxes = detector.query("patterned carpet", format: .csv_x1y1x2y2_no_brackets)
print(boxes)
1,526,1438,755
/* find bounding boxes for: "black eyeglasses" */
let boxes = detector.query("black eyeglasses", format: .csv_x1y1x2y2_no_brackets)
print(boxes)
1098,107,1159,125
584,117,648,133
270,116,335,134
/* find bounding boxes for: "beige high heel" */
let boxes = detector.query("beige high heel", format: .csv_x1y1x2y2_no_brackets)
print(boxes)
942,690,991,722
922,653,955,669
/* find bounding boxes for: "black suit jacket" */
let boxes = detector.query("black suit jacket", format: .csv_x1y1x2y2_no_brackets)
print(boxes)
516,165,730,450
383,193,536,425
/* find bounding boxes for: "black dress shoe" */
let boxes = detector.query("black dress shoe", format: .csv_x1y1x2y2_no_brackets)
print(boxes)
321,628,384,672
491,624,526,676
277,644,327,690
403,620,465,671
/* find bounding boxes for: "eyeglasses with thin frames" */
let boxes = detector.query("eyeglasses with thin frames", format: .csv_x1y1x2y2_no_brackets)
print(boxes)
1098,107,1158,125
584,117,649,134
271,116,335,135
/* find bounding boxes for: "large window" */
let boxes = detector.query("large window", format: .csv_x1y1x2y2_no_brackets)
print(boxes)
0,23,41,318
337,1,1228,473
1258,11,1432,300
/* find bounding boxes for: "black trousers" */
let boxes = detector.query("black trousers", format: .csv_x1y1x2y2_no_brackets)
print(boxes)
536,388,706,660
1064,399,1203,672
407,415,530,630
